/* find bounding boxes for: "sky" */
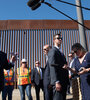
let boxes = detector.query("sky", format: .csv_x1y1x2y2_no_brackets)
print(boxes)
0,0,90,20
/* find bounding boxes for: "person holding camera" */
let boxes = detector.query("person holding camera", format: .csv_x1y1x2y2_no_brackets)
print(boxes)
0,51,16,93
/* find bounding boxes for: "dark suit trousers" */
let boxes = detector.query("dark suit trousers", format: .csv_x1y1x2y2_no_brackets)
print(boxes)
35,80,43,100
44,85,53,100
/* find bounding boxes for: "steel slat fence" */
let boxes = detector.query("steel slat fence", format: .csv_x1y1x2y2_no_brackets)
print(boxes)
0,20,90,88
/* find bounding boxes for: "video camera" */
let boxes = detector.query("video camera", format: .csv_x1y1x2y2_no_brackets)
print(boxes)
9,52,19,60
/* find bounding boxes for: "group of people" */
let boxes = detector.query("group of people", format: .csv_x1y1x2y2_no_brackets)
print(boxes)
0,33,90,100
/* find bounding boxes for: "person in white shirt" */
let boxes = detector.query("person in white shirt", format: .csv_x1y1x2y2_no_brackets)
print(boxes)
67,51,75,94
68,52,75,79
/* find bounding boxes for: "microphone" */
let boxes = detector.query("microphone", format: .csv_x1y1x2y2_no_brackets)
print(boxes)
31,3,41,10
27,0,44,10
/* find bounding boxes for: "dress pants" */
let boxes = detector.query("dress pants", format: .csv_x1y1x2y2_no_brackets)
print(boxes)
35,80,43,100
44,83,53,100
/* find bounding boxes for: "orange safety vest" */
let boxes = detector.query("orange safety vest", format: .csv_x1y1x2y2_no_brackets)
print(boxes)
17,67,31,85
4,68,14,86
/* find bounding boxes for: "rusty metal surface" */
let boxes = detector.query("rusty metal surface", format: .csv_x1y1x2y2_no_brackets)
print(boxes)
0,20,90,68
0,20,90,30
0,20,89,64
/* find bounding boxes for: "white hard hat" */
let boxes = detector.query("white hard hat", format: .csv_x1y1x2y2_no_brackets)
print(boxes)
22,58,27,63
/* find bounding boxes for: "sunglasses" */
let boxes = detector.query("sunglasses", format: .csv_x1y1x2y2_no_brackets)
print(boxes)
74,50,78,53
55,37,63,40
35,62,40,64
43,49,49,51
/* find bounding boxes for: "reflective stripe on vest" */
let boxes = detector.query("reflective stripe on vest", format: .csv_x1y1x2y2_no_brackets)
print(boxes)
17,67,31,85
5,82,14,86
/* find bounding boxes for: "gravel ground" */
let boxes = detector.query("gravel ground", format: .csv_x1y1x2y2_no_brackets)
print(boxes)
0,88,73,100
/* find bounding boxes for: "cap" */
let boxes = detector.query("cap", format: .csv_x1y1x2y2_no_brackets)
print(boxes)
22,58,27,63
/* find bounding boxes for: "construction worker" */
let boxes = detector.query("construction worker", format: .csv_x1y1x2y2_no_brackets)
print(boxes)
2,67,14,100
17,58,32,100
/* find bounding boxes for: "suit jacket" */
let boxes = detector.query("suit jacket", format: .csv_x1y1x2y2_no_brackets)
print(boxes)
43,61,51,87
0,51,14,92
31,67,44,85
48,47,69,88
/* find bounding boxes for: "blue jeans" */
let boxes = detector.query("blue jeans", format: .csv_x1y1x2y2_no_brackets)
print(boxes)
2,85,14,100
18,84,32,100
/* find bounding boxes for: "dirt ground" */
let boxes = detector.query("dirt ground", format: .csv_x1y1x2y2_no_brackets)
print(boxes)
0,88,73,100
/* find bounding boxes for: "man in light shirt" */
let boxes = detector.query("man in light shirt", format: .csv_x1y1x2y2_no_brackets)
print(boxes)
67,51,75,94
68,52,75,78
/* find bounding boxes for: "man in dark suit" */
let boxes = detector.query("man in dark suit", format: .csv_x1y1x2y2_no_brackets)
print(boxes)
31,61,44,100
48,33,69,100
43,45,53,100
0,51,16,92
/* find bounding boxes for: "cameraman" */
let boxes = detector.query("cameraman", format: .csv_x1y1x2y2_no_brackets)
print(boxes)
0,51,16,92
